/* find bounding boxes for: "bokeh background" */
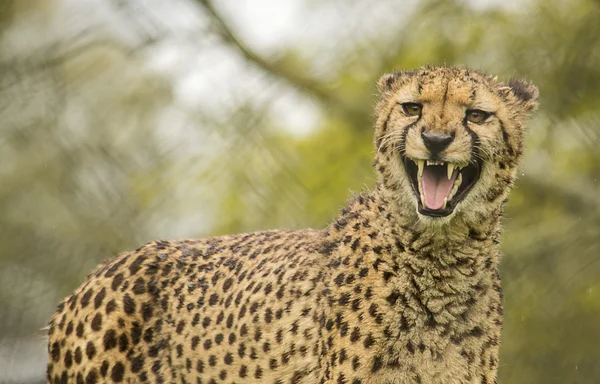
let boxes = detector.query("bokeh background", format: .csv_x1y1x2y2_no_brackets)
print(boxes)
1,0,599,382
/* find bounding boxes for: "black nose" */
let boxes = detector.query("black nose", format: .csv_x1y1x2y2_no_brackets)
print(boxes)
421,131,453,154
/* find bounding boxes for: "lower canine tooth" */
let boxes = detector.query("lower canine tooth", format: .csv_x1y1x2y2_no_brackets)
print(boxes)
442,197,448,209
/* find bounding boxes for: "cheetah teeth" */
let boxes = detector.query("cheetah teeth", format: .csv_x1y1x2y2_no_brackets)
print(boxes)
413,159,464,208
447,163,455,180
448,173,462,201
417,159,424,179
426,160,444,166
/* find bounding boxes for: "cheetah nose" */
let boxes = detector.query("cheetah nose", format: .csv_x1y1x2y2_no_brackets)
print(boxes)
421,132,454,155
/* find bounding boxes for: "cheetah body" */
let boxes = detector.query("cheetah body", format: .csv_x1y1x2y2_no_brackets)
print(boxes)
47,66,538,384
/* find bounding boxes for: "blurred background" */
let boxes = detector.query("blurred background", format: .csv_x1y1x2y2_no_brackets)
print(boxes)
0,0,599,382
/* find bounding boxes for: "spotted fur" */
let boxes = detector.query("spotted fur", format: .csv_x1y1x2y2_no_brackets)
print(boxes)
47,66,538,384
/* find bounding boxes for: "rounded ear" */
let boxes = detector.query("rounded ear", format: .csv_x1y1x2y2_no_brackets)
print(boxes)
377,72,401,93
507,78,539,111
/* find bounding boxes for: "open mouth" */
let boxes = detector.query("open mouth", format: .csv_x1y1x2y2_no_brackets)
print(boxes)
402,156,481,217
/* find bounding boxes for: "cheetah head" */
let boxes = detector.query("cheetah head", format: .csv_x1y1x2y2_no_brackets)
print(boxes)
374,66,538,224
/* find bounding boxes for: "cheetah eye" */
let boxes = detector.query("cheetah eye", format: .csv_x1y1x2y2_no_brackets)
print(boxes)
401,102,423,117
465,109,491,124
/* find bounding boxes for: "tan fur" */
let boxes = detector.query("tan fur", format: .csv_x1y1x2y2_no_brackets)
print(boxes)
47,66,538,384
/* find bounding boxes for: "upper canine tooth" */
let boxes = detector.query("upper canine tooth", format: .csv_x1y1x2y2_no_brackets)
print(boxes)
447,163,455,179
417,160,424,179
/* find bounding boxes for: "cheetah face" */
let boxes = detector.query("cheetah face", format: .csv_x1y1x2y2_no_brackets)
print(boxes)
374,67,538,222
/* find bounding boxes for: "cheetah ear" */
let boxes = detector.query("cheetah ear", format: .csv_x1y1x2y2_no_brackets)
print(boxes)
507,78,539,112
377,72,401,93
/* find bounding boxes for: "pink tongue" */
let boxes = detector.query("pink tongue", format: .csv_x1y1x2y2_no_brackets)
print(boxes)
422,167,457,210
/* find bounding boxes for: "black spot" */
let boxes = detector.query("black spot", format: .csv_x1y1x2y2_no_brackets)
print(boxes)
123,294,136,316
372,259,382,271
338,293,350,306
94,288,106,309
74,347,82,364
320,240,339,255
351,298,361,311
176,320,186,334
91,313,102,331
100,360,109,377
222,278,233,292
65,321,73,336
131,321,142,344
255,365,263,379
80,288,94,308
85,369,97,384
105,300,117,315
129,255,145,275
386,290,400,306
340,322,349,337
111,274,124,291
64,350,73,368
103,329,117,350
351,238,360,251
269,358,278,370
118,333,129,352
132,277,146,295
363,334,374,348
50,342,60,362
85,341,96,360
131,355,144,373
110,361,124,382
141,302,153,321
371,356,383,373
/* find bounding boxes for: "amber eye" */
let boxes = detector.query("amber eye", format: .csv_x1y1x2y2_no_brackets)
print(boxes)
466,109,491,124
401,102,423,117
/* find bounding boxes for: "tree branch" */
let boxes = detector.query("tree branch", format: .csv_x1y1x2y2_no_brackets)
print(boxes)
194,0,365,124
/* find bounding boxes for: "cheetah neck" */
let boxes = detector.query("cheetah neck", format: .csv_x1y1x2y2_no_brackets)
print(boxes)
325,187,503,330
329,186,503,256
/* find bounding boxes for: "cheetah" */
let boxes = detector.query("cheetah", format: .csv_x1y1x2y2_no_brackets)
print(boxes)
47,66,538,384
